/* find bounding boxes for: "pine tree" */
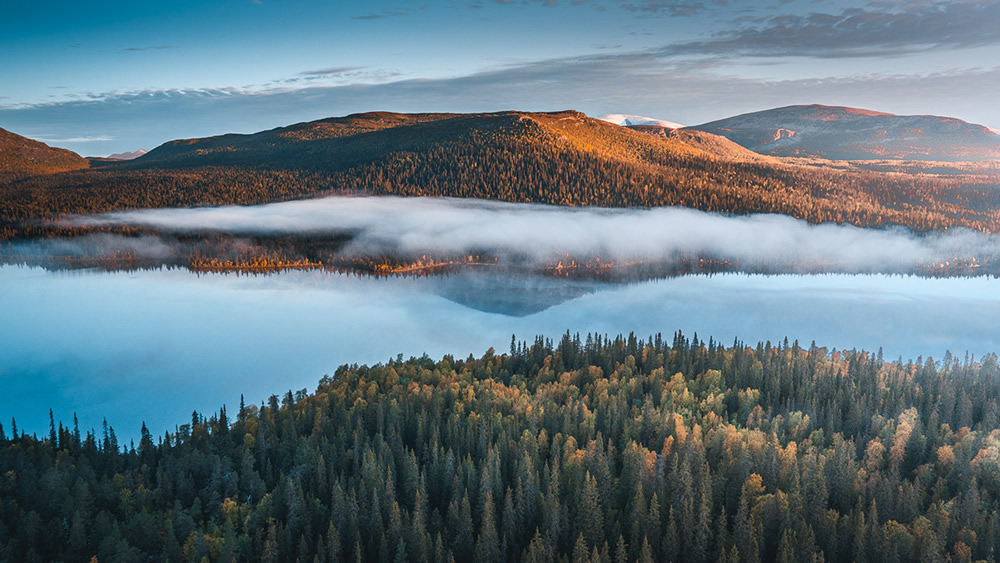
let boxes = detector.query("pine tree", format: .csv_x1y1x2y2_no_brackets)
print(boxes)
326,522,342,562
614,535,628,563
262,521,279,563
543,463,561,550
663,507,679,562
408,491,429,563
453,492,474,561
629,483,646,556
577,472,604,549
502,488,518,560
573,533,589,563
523,529,551,563
433,533,445,563
714,506,730,561
776,530,796,563
48,409,57,449
645,491,661,558
638,537,654,563
475,493,501,563
693,481,713,562
393,538,407,563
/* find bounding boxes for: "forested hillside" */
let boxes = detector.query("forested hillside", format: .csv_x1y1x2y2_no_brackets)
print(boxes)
3,111,1000,240
0,127,89,183
3,333,1000,561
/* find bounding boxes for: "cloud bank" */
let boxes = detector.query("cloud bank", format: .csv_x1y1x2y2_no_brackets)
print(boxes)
76,196,995,273
668,0,1000,58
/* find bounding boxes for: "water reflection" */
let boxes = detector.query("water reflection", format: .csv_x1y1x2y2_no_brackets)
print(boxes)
2,264,999,442
429,271,599,316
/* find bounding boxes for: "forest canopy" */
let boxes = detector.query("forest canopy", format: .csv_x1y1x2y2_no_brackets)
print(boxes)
3,333,1000,562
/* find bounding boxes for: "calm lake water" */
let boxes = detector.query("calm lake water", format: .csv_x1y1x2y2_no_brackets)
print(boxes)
3,264,1000,441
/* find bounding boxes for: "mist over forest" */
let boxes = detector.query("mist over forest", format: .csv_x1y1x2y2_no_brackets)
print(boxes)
53,196,998,276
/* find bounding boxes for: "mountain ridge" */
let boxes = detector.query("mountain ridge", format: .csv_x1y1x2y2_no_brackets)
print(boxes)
132,110,727,171
689,104,1000,161
0,127,89,180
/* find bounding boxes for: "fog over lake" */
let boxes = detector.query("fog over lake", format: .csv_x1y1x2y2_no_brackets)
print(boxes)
3,264,1000,442
73,196,998,273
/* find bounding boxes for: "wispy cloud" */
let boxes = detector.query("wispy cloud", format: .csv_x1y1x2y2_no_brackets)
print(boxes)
620,0,725,16
275,67,401,87
33,135,113,143
123,45,176,52
666,0,1000,58
476,0,1000,57
298,66,366,77
352,8,408,19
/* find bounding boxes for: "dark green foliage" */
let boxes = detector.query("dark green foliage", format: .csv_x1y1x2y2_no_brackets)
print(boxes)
3,333,1000,561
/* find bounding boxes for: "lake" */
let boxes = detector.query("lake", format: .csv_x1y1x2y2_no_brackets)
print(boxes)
3,264,1000,442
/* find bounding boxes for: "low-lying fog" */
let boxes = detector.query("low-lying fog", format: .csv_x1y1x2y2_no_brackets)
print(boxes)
72,196,996,273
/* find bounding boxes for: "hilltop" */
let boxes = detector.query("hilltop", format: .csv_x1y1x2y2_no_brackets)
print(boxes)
0,127,89,181
128,110,721,171
690,104,1000,161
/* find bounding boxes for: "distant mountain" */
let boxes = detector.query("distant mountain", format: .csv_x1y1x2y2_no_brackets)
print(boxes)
690,105,1000,161
106,149,148,161
0,127,88,180
598,113,685,129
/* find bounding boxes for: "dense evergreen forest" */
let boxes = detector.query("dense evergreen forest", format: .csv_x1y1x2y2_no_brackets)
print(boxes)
4,333,1000,562
3,111,1000,240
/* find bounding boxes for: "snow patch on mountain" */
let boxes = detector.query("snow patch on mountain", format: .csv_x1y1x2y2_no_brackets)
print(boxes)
107,149,148,160
598,114,685,129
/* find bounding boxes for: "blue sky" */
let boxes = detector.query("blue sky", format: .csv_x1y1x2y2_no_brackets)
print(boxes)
2,0,998,155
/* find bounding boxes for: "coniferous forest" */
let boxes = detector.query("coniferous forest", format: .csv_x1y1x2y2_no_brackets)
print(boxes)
4,333,1000,562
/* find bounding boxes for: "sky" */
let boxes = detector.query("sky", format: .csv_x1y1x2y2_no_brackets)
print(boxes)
1,0,998,156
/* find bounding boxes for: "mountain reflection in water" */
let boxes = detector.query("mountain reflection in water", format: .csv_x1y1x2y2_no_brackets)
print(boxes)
3,265,1000,442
